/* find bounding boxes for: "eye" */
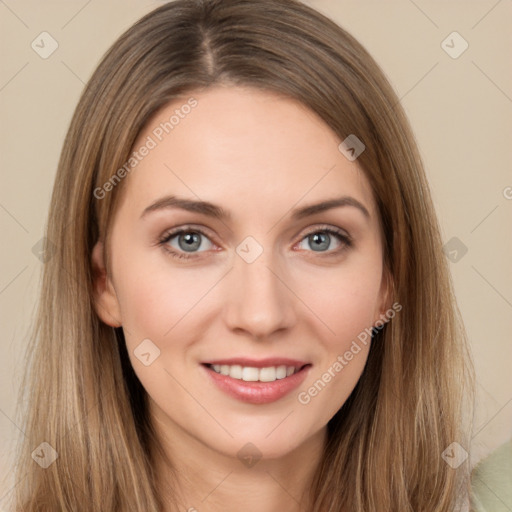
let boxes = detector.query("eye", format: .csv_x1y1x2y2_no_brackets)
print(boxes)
158,224,352,261
158,227,215,260
296,226,352,255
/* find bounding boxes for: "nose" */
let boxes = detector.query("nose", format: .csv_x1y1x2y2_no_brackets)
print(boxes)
223,246,297,340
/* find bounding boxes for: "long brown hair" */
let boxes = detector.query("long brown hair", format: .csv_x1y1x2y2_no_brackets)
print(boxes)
14,0,474,510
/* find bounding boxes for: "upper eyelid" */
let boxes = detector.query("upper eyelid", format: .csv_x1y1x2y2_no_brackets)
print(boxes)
160,224,351,248
160,224,218,243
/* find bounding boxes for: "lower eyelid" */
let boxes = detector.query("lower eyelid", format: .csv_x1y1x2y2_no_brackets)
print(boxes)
159,227,351,259
160,229,213,253
295,230,351,252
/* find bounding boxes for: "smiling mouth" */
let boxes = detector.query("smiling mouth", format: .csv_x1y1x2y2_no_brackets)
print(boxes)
201,360,312,404
203,363,310,382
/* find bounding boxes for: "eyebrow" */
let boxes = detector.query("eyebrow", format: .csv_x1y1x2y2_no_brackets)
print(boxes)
140,194,370,222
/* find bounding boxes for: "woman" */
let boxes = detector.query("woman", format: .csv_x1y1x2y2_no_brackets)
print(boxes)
14,0,475,510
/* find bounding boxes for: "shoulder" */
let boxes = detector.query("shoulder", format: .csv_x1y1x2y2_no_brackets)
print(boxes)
471,439,512,511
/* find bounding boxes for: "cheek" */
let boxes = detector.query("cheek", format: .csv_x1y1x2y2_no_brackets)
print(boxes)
115,238,384,353
295,255,383,343
111,227,214,329
293,257,382,421
114,267,213,408
116,267,216,345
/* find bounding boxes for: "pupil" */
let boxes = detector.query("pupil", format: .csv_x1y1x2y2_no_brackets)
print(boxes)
311,233,329,251
180,232,200,251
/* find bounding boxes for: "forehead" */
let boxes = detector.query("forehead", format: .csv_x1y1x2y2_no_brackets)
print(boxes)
118,85,377,223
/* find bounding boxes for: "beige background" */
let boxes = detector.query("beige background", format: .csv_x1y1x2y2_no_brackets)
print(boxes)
1,0,511,507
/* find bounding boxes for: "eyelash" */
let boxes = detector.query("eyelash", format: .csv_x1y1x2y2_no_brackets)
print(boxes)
157,224,353,261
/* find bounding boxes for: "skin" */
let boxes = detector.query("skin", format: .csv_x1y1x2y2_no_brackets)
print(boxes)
92,85,391,512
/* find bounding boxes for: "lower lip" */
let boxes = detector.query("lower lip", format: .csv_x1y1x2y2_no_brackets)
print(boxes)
202,364,311,404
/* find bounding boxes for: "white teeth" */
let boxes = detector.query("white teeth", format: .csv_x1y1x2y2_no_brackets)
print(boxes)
242,367,259,381
259,367,276,382
276,366,287,379
209,364,300,382
229,364,242,379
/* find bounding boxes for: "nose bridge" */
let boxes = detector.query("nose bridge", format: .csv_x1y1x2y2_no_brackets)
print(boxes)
223,240,296,337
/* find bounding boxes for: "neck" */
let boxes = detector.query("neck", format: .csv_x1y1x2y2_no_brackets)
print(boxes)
150,405,327,512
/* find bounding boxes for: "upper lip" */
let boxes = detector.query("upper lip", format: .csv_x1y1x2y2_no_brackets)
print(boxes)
202,357,310,369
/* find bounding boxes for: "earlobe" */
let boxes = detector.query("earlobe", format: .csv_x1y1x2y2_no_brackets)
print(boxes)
91,240,122,327
373,266,394,327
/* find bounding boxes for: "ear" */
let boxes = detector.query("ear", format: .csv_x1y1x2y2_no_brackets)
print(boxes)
372,265,394,327
91,240,122,327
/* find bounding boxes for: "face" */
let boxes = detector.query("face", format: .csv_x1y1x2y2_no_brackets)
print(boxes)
92,85,391,461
